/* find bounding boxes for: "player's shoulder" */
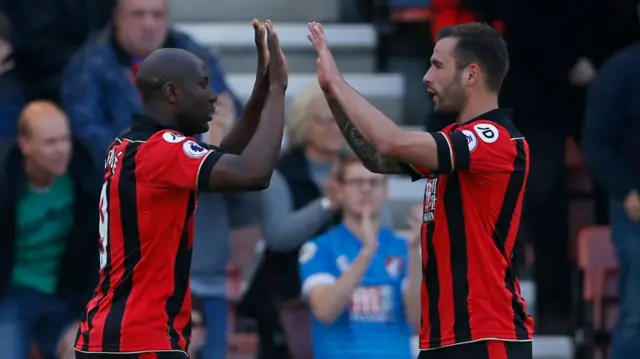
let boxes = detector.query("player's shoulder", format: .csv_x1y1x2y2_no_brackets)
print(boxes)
145,130,211,157
457,116,524,149
147,130,190,145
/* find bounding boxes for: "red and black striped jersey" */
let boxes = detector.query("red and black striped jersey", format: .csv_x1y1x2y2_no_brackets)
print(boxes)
75,114,222,354
404,109,535,350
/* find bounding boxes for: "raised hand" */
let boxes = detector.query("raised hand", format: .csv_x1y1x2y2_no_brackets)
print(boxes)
252,19,269,92
265,20,288,89
307,21,342,91
360,205,379,253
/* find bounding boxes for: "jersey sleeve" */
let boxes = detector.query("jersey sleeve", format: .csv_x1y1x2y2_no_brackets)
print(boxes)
401,121,516,179
299,239,336,297
136,131,224,191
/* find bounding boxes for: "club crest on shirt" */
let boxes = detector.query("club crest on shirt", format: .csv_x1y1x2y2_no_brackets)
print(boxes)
299,242,317,264
423,177,438,223
162,131,186,143
336,255,351,272
385,256,403,278
183,140,208,159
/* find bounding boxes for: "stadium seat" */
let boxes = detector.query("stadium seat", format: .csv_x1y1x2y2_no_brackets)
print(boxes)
279,299,314,359
575,226,618,359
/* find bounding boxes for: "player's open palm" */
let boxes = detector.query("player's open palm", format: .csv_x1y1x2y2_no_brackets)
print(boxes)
252,19,269,92
360,205,379,253
265,20,288,89
307,21,342,92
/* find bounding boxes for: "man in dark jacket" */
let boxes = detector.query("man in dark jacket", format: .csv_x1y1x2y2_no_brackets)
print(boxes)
61,0,241,164
0,101,100,359
582,5,640,356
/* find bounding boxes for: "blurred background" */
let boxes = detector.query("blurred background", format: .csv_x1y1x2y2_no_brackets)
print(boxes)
0,0,638,358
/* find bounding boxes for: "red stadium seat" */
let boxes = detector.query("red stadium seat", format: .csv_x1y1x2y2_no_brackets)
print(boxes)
576,226,618,359
279,299,314,359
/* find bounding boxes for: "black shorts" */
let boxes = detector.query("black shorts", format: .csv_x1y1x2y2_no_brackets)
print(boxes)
418,341,532,359
75,351,188,359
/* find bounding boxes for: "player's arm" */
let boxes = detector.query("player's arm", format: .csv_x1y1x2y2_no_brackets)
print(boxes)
326,79,441,171
325,97,405,174
205,20,288,191
300,240,376,324
219,20,270,155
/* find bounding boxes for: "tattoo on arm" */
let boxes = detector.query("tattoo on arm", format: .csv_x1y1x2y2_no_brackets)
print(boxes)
327,100,404,174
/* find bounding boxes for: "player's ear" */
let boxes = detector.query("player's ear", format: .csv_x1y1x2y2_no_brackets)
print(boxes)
464,63,480,87
163,82,180,104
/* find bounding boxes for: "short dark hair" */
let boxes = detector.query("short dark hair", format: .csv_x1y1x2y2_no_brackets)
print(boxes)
436,22,509,92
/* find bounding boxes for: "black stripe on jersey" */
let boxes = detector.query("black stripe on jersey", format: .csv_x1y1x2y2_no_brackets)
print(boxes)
80,180,114,351
102,141,143,350
166,191,196,349
424,219,440,346
433,132,453,173
500,139,529,339
447,131,471,171
491,139,526,255
443,173,472,341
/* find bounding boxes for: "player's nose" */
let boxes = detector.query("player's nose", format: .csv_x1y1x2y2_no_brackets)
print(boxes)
210,92,218,104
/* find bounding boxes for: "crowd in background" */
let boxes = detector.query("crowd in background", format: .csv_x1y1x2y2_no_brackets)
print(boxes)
0,0,638,358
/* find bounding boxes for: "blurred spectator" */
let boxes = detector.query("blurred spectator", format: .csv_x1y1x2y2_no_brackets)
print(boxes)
191,113,262,359
0,101,100,359
0,13,26,139
582,9,640,357
7,0,115,101
61,0,241,163
299,154,421,359
497,0,603,333
240,84,346,359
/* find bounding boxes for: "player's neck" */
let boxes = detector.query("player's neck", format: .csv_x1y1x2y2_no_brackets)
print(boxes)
24,159,56,189
141,106,177,131
456,94,499,126
344,216,380,242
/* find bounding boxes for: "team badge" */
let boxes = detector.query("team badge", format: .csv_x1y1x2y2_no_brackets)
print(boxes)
461,129,478,152
162,131,186,143
183,140,208,158
336,255,351,272
385,256,403,278
299,242,317,264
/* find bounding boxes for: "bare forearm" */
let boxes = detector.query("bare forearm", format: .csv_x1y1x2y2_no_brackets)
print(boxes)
325,90,404,174
404,246,422,329
242,87,285,178
311,248,375,323
220,93,267,154
328,78,404,155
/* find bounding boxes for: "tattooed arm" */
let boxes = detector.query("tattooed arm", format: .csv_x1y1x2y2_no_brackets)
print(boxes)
322,78,440,172
326,99,404,174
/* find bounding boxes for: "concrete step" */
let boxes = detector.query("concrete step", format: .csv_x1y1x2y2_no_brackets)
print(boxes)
170,0,341,22
226,73,404,122
175,22,377,73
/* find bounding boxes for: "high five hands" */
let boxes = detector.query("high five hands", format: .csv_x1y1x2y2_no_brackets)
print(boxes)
252,19,288,92
307,21,343,92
